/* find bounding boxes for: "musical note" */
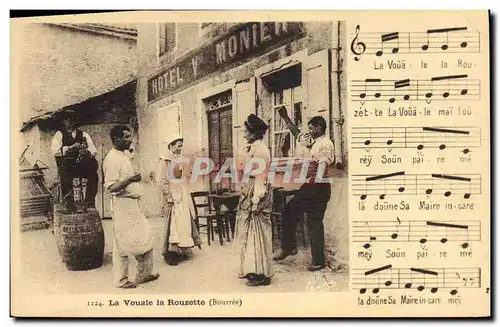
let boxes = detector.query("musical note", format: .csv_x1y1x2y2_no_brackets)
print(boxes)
359,171,406,200
422,27,468,51
350,75,480,103
421,127,470,151
376,32,400,56
354,267,481,294
351,126,481,152
426,74,469,103
350,25,367,61
410,268,439,293
350,26,480,60
392,217,401,240
364,128,373,147
431,174,473,198
394,79,411,101
363,221,377,249
352,220,480,246
353,172,481,198
426,221,470,245
359,264,394,294
358,78,382,102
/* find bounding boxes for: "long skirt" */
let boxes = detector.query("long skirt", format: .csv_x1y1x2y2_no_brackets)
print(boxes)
234,178,274,278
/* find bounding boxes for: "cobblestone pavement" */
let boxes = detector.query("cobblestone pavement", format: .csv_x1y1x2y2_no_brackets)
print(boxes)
18,217,348,295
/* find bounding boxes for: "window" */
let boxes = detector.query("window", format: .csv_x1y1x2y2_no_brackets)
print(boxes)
272,85,303,158
159,23,177,56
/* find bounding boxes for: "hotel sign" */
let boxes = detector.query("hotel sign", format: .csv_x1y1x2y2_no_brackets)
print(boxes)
148,22,305,102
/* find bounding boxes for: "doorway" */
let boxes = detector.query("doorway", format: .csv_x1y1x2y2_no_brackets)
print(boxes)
205,90,233,192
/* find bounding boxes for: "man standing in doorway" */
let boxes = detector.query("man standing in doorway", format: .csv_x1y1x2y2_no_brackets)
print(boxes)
273,114,335,272
103,125,159,289
51,114,99,213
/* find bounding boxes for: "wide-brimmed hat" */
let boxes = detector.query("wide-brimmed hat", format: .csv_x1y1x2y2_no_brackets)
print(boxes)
244,114,268,133
58,109,78,124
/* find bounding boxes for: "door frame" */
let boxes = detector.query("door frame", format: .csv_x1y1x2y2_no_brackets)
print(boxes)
197,79,235,155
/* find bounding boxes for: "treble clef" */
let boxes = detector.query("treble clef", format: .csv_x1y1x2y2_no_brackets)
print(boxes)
350,25,366,61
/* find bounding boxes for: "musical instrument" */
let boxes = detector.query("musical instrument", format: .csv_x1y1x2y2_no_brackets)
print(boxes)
277,106,314,148
75,129,92,164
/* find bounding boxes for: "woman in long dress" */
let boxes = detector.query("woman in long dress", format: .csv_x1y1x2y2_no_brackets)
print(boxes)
234,114,273,287
156,134,202,266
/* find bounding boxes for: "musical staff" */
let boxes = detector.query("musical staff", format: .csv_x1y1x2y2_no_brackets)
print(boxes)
350,25,480,60
348,15,488,314
351,126,481,152
350,75,480,103
354,220,480,249
353,172,481,199
354,266,481,295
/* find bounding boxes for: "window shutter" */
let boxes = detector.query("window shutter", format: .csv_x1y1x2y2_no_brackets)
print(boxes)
159,24,166,56
232,77,256,156
165,23,176,51
157,101,181,152
304,49,330,136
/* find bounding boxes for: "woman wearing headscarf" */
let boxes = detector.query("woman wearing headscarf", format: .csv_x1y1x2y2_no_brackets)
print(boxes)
234,114,273,287
156,134,202,266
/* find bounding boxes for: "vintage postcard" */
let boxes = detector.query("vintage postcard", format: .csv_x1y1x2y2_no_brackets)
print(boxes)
10,10,490,317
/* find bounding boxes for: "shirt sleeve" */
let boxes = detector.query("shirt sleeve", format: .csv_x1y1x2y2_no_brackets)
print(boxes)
314,140,335,165
51,131,65,156
83,132,98,157
103,153,124,193
156,159,173,200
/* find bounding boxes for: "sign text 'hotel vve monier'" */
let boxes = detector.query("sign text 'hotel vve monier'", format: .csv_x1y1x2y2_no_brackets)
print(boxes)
148,22,305,102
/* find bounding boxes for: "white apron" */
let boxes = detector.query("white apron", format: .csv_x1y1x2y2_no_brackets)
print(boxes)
111,196,154,255
168,182,195,247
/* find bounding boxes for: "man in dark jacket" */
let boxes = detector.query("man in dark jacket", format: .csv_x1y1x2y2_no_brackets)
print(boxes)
51,115,99,213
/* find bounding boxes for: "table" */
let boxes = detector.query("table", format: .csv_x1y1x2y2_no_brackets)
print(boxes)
209,193,240,237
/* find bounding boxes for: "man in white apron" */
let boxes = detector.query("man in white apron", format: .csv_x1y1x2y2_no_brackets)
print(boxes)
103,125,159,289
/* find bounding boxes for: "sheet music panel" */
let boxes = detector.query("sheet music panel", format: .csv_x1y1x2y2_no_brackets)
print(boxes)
348,11,490,317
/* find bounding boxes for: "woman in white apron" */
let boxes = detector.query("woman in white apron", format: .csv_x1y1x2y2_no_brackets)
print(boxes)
156,134,202,265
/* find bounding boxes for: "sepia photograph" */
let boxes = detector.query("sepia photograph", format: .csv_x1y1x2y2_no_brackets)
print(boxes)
14,18,349,297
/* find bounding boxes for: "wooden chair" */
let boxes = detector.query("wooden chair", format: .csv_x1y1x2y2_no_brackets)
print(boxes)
190,191,227,246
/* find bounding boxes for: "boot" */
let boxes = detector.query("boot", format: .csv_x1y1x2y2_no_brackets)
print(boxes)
273,248,298,261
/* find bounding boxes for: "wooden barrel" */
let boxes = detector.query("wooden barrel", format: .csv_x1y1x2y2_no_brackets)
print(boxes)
53,208,105,271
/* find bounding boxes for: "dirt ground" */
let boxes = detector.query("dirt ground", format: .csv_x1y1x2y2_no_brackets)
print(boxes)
17,216,348,295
